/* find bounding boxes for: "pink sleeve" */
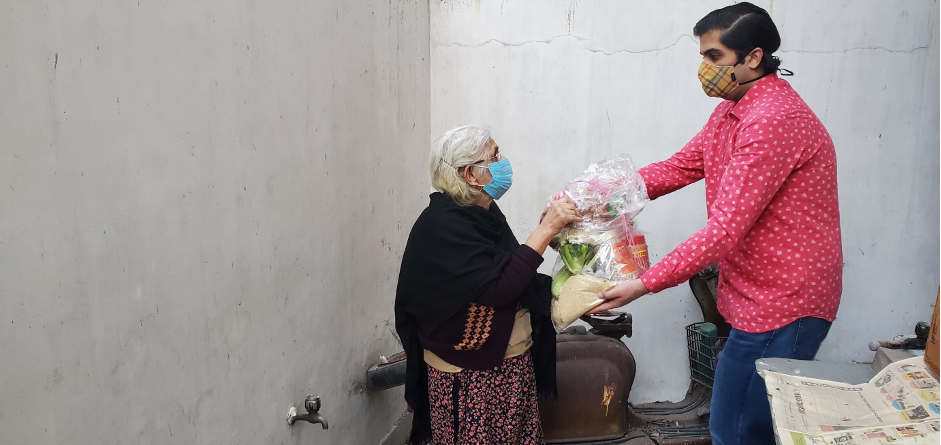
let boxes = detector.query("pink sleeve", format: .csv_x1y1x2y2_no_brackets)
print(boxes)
641,115,807,293
638,129,706,200
639,105,734,199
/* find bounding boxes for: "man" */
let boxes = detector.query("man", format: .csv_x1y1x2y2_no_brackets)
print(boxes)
590,3,843,444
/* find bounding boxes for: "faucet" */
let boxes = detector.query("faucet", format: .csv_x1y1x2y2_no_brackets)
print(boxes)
287,395,329,429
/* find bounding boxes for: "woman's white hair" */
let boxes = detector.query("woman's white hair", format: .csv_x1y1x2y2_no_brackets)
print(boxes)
429,125,492,206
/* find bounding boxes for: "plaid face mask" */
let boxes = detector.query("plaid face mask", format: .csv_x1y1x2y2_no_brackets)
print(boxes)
698,61,740,98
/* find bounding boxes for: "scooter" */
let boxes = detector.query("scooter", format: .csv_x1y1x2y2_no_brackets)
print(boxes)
367,265,728,444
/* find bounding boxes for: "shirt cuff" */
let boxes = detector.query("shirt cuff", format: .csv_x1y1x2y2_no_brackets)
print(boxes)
640,268,670,294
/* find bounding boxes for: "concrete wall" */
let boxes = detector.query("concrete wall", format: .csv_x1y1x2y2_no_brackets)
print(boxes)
430,0,940,403
0,1,428,443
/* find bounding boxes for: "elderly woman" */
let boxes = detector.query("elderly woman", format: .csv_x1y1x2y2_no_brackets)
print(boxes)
395,125,580,444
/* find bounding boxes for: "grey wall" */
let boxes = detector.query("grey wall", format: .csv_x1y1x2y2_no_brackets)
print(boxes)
430,0,940,403
0,0,428,443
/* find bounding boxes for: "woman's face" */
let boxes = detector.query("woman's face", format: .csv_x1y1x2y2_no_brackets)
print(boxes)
463,138,501,187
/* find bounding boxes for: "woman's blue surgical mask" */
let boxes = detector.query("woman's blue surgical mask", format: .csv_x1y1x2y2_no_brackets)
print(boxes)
472,158,513,200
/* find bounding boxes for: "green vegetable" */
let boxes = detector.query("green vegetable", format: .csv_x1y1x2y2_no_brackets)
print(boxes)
584,249,599,270
559,243,596,274
551,267,572,299
552,243,600,300
559,244,577,273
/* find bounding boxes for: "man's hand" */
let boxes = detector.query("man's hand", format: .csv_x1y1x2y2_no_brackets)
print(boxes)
588,279,650,314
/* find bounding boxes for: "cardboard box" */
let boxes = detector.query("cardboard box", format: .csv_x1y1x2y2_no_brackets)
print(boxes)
925,288,940,378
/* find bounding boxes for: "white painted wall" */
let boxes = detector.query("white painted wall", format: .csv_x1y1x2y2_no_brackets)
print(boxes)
430,0,940,403
0,1,428,443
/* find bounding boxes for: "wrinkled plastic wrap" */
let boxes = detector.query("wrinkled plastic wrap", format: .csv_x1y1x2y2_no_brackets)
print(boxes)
550,274,615,328
548,156,650,329
557,157,649,234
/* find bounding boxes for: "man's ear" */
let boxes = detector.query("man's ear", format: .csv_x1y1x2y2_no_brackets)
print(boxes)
747,48,764,70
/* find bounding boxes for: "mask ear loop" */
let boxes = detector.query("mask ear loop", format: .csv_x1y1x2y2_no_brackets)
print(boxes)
731,55,748,82
465,164,492,190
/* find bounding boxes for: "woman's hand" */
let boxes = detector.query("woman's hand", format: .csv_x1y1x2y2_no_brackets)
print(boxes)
539,196,581,235
527,196,581,255
587,279,650,314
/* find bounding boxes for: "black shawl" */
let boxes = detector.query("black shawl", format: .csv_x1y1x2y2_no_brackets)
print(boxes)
394,192,557,444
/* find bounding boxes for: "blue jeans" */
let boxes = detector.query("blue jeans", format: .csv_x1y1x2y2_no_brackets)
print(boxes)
709,317,832,445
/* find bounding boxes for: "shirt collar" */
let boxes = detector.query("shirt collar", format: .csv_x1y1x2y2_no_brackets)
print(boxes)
730,73,780,120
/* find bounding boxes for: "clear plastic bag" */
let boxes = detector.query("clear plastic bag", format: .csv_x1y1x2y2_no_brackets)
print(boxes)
556,156,649,235
548,156,650,329
550,273,614,329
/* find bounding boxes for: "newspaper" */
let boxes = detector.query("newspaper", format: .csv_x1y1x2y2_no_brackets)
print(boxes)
763,356,940,445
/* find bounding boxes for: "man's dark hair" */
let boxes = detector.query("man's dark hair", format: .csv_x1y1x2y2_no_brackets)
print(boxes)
694,2,782,73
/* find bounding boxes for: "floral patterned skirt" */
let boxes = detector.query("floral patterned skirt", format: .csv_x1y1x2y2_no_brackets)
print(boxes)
427,352,544,445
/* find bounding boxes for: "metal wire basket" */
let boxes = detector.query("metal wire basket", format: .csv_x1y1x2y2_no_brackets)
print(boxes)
685,322,728,388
